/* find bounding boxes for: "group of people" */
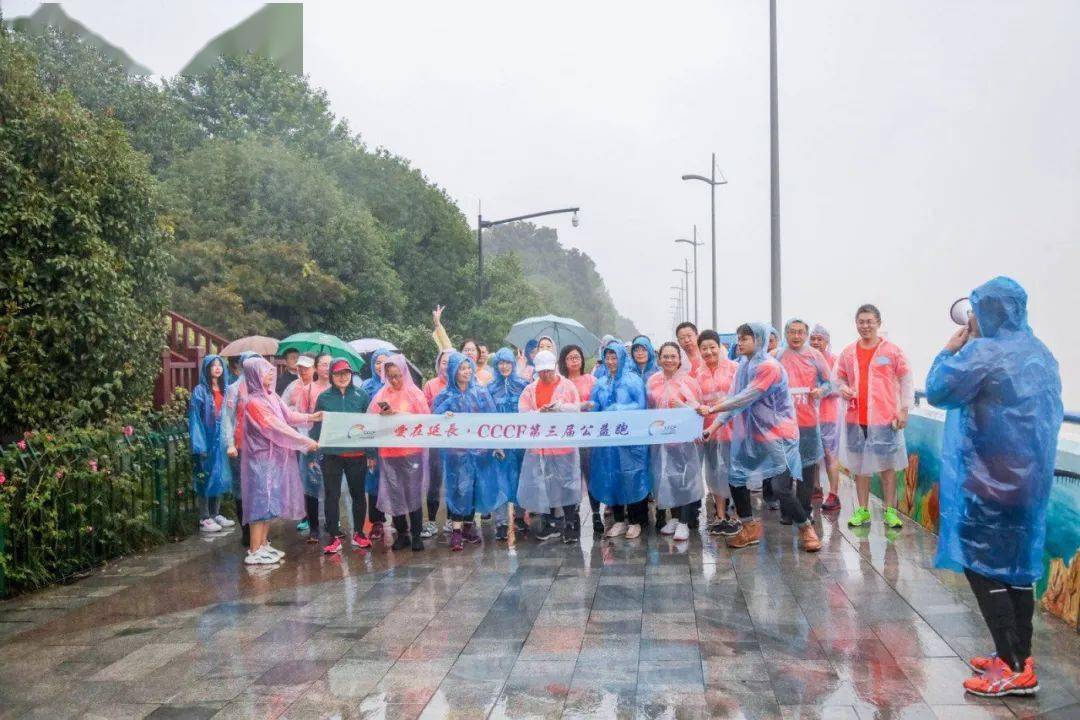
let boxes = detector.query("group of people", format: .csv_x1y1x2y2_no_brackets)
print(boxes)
184,276,1064,699
186,299,921,561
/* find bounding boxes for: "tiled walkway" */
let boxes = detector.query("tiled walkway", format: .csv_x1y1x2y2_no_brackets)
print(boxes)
1,480,1077,720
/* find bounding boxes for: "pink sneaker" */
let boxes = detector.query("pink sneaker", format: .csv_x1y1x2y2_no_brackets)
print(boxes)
821,494,841,512
450,529,464,551
352,532,371,550
323,537,342,555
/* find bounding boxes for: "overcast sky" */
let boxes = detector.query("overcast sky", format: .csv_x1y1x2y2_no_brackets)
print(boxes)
6,0,1079,406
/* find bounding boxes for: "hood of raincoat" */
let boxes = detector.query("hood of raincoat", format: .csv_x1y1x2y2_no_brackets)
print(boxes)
523,340,539,367
444,352,478,397
735,323,772,386
200,354,225,391
599,341,631,382
630,335,659,378
363,348,393,395
380,354,422,392
243,356,275,398
969,276,1029,339
490,347,528,395
810,324,832,350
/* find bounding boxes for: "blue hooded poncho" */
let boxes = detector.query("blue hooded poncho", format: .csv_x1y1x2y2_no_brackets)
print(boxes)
360,348,394,494
488,347,529,506
433,352,504,517
927,276,1063,586
629,335,659,384
188,354,232,498
588,341,650,506
723,322,802,489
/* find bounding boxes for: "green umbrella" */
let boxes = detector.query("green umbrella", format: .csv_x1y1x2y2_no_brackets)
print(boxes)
278,332,365,371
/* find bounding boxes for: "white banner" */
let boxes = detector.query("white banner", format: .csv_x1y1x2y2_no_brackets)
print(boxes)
318,408,703,450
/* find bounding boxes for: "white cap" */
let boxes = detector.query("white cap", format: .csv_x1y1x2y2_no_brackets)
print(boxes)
534,350,557,372
296,355,315,368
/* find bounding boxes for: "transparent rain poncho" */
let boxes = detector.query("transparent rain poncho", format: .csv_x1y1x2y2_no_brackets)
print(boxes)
694,354,738,496
188,354,232,498
489,347,529,505
433,352,503,516
221,351,260,495
516,372,583,513
588,342,650,506
646,369,705,509
775,319,832,468
928,277,1063,586
238,357,312,524
718,323,802,489
368,354,430,516
832,324,914,475
360,348,393,495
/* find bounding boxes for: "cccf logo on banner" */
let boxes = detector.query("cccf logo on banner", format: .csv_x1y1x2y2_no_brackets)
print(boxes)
347,423,377,440
648,420,677,437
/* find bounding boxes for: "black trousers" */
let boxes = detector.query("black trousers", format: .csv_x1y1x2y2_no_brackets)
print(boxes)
965,568,1034,671
771,470,812,525
304,494,320,535
320,455,367,538
368,492,385,524
393,509,424,539
801,462,818,512
731,485,753,521
613,499,648,526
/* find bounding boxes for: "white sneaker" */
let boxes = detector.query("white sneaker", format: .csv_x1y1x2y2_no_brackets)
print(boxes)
214,515,236,528
420,521,437,539
625,524,643,539
660,519,679,536
606,521,628,538
261,543,285,559
673,522,690,541
200,518,222,533
442,519,454,535
244,548,278,565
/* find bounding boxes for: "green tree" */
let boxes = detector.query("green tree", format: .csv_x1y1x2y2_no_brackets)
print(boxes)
0,25,167,437
160,136,401,338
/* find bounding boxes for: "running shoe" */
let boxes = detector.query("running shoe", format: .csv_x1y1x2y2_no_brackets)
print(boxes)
296,519,310,533
263,543,284,559
443,519,454,535
323,537,343,555
709,518,742,536
200,518,223,533
672,522,690,541
214,515,236,528
495,524,509,542
883,507,904,529
847,506,872,527
625,523,642,539
534,520,561,541
370,523,384,541
562,521,581,544
821,494,841,512
351,532,371,550
660,518,679,536
449,529,464,551
963,657,1039,697
244,548,279,565
462,523,481,544
969,653,998,673
605,521,628,538
420,521,437,539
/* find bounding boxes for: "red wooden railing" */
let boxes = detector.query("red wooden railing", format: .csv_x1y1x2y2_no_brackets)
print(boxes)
155,311,231,407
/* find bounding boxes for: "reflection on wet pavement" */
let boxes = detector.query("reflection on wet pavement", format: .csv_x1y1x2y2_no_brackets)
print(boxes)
1,480,1077,719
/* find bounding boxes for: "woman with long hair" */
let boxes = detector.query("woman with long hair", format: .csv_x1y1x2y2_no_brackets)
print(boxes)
559,344,602,535
489,347,529,541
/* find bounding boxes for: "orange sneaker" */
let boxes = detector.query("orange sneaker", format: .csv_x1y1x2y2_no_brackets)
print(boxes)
726,519,761,549
963,657,1039,697
969,653,998,673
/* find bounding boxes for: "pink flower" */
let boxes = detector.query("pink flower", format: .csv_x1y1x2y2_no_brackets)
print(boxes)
17,440,26,450
0,472,6,485
89,460,98,472
123,425,135,437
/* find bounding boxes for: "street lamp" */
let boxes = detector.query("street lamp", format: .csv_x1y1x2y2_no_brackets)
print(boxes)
672,262,691,323
477,206,580,304
681,153,727,329
675,226,703,326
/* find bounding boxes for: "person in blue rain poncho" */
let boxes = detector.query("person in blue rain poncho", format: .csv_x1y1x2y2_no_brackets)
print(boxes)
629,335,659,383
592,334,619,378
488,347,530,542
433,352,505,552
589,341,650,538
188,354,236,534
359,349,393,539
926,277,1062,695
699,323,820,553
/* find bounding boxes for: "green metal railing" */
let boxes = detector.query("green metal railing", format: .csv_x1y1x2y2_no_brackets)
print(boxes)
0,426,196,597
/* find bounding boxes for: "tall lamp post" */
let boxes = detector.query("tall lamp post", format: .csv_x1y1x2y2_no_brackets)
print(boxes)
672,262,691,323
769,0,782,330
477,206,580,304
681,154,727,329
675,226,703,326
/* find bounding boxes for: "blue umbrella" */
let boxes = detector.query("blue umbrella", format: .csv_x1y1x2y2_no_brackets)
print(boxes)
506,314,600,356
